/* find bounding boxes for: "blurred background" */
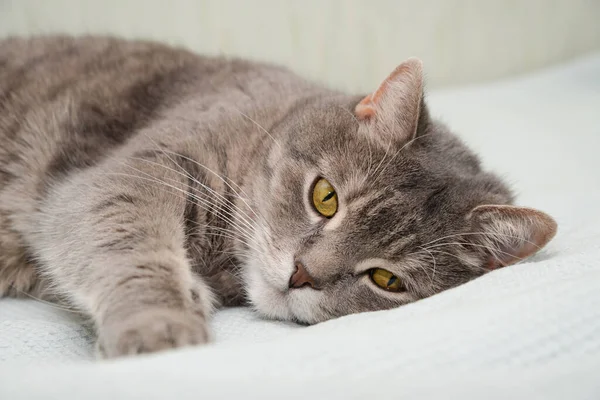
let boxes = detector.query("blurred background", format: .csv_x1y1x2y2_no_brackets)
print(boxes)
1,0,599,92
1,0,599,196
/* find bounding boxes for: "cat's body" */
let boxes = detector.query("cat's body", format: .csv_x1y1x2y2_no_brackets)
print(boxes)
0,36,556,357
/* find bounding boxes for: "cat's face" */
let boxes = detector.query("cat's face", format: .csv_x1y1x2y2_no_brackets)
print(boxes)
244,59,557,324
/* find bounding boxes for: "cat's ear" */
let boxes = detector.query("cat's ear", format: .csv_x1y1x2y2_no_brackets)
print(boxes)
355,57,424,144
468,205,557,270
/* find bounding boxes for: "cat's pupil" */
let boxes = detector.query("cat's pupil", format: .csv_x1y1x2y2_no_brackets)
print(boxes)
387,276,398,286
322,191,335,202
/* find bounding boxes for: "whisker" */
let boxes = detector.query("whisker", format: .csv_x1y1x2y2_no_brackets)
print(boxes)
420,241,521,261
419,231,541,250
16,289,80,314
128,156,258,235
157,148,268,230
184,218,265,256
371,140,392,179
100,171,256,241
425,249,490,274
375,133,434,181
233,107,282,149
137,135,261,227
421,248,437,284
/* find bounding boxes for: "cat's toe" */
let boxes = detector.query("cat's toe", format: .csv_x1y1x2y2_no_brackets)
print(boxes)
97,308,209,358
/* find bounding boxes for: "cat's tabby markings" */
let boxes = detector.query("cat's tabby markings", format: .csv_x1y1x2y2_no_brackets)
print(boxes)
0,37,556,358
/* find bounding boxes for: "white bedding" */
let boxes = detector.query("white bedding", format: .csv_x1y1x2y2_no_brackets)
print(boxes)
1,54,599,399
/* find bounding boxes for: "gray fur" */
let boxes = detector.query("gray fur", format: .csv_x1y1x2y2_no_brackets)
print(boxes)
0,36,556,357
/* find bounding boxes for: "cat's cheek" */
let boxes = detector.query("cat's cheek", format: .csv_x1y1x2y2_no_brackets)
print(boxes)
286,290,328,324
243,263,293,321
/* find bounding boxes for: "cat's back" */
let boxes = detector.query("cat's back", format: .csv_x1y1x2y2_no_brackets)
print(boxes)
0,36,312,297
0,35,223,150
0,36,299,190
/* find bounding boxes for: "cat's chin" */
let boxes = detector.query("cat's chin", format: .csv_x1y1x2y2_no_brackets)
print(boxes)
243,260,325,325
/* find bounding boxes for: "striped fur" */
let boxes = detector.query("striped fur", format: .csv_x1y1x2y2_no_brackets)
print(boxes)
0,37,556,357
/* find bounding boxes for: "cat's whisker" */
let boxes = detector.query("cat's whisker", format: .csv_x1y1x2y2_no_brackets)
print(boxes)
375,133,434,181
16,289,80,314
161,146,257,214
100,170,257,242
426,249,491,274
418,231,542,250
410,251,435,283
156,146,271,233
337,105,360,127
185,218,266,256
186,223,250,247
420,241,521,261
336,105,376,182
371,140,392,180
128,156,259,235
135,136,262,230
233,107,282,149
111,158,259,238
106,163,254,239
421,248,437,284
185,219,253,242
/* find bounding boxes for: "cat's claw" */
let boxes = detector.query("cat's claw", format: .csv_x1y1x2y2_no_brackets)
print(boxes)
96,308,210,358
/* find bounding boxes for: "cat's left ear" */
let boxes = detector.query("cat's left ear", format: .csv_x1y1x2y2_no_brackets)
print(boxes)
468,205,558,270
355,58,424,144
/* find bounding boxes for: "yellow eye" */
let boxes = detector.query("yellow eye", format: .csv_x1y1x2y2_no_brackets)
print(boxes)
312,178,338,217
369,268,403,292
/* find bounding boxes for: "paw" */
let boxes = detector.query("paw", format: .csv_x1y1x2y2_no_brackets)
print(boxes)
97,308,210,358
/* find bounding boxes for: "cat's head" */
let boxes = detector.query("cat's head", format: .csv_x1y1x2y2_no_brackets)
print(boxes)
245,58,557,324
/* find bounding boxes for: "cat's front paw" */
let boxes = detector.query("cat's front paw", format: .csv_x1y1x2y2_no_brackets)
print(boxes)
97,308,210,358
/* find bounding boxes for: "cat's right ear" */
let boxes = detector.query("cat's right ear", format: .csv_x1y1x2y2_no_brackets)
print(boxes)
354,58,424,145
467,205,558,270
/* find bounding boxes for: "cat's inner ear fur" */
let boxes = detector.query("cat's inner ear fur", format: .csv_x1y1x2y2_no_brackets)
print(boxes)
468,205,558,270
355,57,424,145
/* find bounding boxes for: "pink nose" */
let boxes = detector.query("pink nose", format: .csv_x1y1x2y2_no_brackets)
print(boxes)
289,262,318,289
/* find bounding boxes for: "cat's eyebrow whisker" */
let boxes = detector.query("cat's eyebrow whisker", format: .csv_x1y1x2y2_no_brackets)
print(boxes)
421,248,437,284
366,136,374,178
410,252,435,283
233,107,282,149
375,133,434,182
336,105,376,180
420,241,521,261
426,249,490,274
408,250,462,278
337,105,360,127
418,231,542,250
371,140,392,180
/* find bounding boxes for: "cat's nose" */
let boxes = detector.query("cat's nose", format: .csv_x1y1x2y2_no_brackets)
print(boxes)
289,262,319,290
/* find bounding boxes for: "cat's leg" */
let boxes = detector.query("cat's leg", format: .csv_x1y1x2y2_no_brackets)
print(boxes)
33,155,215,358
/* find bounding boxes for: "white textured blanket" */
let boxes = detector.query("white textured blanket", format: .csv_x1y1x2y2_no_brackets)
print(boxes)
1,54,599,399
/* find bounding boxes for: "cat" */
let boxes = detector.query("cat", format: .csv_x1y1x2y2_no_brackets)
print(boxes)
0,36,557,358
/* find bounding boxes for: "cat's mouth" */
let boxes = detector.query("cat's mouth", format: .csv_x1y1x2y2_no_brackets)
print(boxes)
244,257,326,324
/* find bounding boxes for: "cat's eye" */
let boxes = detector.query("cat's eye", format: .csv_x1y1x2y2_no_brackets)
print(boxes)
312,178,338,218
369,268,403,292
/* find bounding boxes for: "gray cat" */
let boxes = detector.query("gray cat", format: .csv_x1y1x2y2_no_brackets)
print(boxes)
0,36,557,358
